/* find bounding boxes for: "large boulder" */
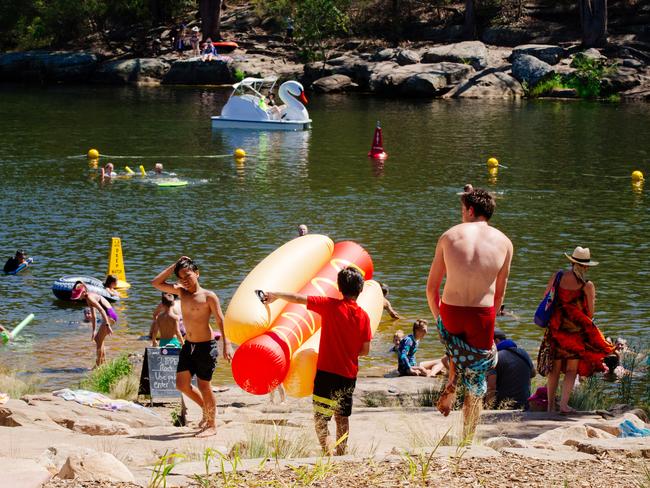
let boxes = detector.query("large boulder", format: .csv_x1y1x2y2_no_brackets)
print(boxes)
56,447,135,483
602,66,643,94
373,48,398,62
511,44,566,65
0,51,99,83
446,69,524,98
0,457,52,488
163,58,234,84
396,49,421,66
368,61,473,96
481,27,533,47
422,41,488,70
511,54,554,86
401,73,448,96
92,58,170,84
303,55,375,88
312,74,357,93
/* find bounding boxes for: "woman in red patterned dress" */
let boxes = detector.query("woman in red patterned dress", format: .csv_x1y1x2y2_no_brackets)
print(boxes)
544,247,614,413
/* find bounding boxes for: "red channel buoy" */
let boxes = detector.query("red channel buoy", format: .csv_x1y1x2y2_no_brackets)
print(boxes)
368,121,388,160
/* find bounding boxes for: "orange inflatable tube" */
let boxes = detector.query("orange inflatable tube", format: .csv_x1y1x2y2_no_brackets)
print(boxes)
230,241,373,395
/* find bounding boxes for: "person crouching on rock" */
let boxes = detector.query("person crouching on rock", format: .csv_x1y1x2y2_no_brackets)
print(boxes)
70,282,117,367
262,266,372,456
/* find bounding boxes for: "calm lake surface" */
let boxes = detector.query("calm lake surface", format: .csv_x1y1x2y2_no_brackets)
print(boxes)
0,85,648,390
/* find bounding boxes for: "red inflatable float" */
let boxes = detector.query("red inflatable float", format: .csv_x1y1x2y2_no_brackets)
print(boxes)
231,241,373,395
213,41,238,53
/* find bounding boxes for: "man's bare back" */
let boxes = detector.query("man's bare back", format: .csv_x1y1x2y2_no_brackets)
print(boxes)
156,308,181,340
440,222,512,308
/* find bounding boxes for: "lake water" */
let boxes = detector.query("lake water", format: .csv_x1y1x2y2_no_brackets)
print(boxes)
0,85,648,390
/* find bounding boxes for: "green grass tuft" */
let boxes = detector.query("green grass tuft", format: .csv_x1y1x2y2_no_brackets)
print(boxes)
80,354,132,394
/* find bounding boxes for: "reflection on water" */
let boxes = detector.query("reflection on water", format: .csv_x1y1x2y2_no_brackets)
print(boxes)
0,85,648,389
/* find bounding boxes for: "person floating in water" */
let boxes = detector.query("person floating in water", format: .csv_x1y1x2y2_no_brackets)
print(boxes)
152,256,232,438
151,292,184,348
3,249,28,274
426,187,513,440
298,224,309,236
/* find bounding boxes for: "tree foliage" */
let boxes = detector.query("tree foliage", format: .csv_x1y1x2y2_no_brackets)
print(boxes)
295,0,351,60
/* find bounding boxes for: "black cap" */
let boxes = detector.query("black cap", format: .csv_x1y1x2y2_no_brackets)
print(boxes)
494,328,507,341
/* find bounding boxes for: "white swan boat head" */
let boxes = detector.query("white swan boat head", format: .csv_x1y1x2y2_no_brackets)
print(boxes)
211,77,312,131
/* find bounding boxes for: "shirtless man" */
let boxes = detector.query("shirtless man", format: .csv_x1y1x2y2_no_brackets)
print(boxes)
426,188,513,440
152,256,233,437
150,292,184,348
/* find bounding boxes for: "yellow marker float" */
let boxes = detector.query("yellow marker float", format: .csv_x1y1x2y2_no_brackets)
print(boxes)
107,237,130,289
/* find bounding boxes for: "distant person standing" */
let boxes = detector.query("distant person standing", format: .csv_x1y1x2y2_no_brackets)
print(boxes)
426,188,513,440
152,256,233,437
298,224,309,236
285,16,294,42
486,328,535,410
190,26,201,56
4,250,27,274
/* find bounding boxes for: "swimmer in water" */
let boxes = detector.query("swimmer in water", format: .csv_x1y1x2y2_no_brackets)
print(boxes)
298,224,309,236
155,163,163,174
101,163,116,180
103,274,120,297
71,281,118,366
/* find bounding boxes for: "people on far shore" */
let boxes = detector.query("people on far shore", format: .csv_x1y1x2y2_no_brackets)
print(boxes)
285,16,294,43
3,249,27,274
426,187,513,440
261,266,371,456
152,256,232,438
380,282,401,320
201,38,217,62
190,26,201,56
298,224,309,236
486,328,535,410
539,246,614,413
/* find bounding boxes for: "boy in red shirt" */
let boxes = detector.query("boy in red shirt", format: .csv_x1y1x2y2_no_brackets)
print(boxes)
263,267,371,455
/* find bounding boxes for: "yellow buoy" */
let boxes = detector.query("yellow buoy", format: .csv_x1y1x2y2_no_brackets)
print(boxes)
487,157,499,169
107,237,130,289
234,148,246,158
631,170,644,182
139,165,146,176
125,166,134,175
87,148,99,159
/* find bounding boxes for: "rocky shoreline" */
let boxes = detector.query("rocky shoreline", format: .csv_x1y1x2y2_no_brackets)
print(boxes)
1,376,649,487
1,20,649,101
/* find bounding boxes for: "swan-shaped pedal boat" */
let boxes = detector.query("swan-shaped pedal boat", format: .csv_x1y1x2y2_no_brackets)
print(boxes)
211,77,311,131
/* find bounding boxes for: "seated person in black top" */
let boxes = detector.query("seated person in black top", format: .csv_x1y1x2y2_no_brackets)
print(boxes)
486,328,536,410
4,250,27,274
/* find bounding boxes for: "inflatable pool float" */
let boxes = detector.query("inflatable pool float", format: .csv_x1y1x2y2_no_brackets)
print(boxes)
213,41,238,53
156,180,188,187
52,276,119,303
5,257,33,275
225,235,383,397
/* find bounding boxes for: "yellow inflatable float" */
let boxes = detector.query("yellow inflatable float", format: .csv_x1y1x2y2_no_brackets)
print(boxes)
225,235,383,397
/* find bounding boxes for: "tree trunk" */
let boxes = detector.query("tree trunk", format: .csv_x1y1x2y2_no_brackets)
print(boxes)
463,0,477,40
199,0,223,40
579,0,608,48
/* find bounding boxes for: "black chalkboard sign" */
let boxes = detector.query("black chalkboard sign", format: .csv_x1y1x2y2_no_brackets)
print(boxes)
139,347,185,401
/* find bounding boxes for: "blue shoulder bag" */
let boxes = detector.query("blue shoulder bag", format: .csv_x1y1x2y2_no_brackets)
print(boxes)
534,270,563,328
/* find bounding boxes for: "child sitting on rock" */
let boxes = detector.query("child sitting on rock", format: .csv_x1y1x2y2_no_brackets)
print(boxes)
397,319,436,377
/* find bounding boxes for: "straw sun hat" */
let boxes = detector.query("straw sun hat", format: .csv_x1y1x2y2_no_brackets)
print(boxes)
565,246,599,266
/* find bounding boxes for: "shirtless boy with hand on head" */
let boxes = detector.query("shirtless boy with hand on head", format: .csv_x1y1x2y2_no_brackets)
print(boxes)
152,256,233,437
